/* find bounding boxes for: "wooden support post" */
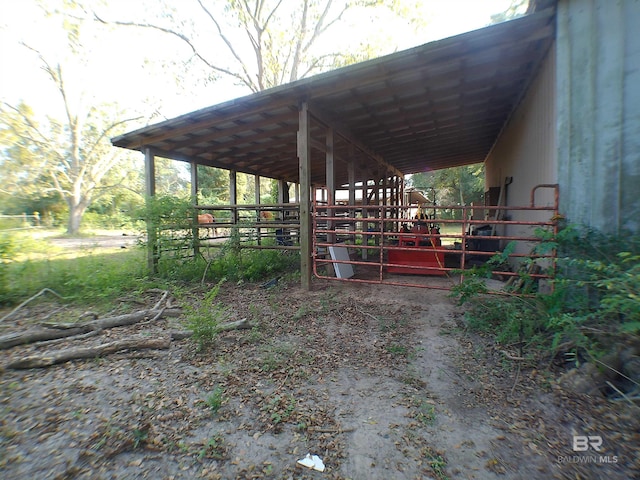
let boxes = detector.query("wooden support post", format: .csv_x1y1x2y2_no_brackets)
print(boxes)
348,150,356,239
362,174,369,261
255,175,261,245
382,174,389,233
326,127,335,242
229,170,238,226
144,148,157,274
298,102,312,290
191,162,200,256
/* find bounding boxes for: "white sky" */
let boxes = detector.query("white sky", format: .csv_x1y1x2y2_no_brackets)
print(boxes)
0,0,521,121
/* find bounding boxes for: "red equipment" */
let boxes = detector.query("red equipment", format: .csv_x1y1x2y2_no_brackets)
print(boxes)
387,223,445,275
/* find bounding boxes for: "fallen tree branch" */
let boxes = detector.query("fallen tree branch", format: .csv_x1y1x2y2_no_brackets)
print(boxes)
217,317,253,331
3,318,256,369
0,309,160,350
0,288,65,323
308,426,356,434
170,317,254,341
605,381,640,408
500,350,529,362
37,330,102,348
4,336,171,370
152,290,170,311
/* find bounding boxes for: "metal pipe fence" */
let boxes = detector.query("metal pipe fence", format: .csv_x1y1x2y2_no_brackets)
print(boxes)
312,184,559,293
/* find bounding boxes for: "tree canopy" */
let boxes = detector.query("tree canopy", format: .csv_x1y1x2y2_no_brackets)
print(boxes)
0,0,525,232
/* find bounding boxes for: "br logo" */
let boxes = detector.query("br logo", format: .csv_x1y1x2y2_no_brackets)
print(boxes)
572,435,602,452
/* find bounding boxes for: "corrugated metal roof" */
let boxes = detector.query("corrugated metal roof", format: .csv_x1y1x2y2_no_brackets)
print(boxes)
112,7,555,186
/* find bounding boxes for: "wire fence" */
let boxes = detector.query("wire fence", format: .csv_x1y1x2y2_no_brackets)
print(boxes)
0,214,43,232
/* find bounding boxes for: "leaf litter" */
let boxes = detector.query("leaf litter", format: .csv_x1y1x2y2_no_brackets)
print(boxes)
0,280,638,479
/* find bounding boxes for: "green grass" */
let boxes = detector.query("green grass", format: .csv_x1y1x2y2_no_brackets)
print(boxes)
1,230,157,307
1,227,300,308
205,386,225,413
14,250,150,301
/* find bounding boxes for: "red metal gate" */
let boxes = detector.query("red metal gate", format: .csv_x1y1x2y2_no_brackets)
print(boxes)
312,184,559,293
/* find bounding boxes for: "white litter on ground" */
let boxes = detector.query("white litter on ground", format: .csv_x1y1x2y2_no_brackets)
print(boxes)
297,453,325,472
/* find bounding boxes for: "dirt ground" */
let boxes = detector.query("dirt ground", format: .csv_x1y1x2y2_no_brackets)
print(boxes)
0,277,638,480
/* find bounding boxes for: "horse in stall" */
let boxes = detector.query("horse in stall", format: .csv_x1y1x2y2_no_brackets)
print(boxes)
197,213,216,238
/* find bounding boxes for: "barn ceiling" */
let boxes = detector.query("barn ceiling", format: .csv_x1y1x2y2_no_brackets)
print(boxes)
112,7,555,187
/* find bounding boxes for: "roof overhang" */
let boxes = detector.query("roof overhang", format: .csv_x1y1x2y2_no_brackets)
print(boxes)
112,7,555,186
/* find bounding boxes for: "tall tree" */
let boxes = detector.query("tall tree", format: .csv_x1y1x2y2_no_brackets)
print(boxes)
0,102,64,218
92,0,380,93
1,90,140,233
0,1,144,235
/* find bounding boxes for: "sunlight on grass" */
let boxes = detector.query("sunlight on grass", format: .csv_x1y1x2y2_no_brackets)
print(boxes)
2,229,155,306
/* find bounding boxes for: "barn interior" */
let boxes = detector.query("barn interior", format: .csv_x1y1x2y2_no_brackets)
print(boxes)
111,7,559,291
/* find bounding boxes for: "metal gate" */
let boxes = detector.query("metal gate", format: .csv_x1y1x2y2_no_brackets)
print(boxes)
312,184,559,292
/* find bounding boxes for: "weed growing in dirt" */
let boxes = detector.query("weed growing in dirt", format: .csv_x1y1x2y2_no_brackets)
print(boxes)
183,280,230,350
205,386,225,413
264,394,297,427
423,449,449,480
132,427,148,449
245,325,263,343
198,434,227,460
260,341,295,372
386,343,409,356
378,315,407,333
293,303,313,320
412,397,437,426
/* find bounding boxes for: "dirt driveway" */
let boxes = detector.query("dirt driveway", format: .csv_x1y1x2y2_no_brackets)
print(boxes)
0,280,637,479
44,230,140,250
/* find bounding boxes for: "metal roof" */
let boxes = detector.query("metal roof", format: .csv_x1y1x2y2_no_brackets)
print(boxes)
112,7,555,187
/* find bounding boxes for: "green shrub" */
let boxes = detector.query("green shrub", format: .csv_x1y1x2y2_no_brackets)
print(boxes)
452,226,640,361
184,280,230,350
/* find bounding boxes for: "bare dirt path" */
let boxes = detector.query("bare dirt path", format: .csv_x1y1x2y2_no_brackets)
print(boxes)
44,230,140,250
0,280,637,479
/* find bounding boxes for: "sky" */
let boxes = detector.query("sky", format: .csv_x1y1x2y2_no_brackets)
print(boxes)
0,0,523,122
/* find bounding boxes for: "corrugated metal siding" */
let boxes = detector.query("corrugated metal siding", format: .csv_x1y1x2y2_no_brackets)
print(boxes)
484,46,557,208
557,0,640,233
484,45,557,255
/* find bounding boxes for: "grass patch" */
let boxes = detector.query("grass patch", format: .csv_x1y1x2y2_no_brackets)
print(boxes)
2,232,156,307
386,343,409,356
205,386,225,413
260,341,295,372
197,434,227,460
413,397,437,426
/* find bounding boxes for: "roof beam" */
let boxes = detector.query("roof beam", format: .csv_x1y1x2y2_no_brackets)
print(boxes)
307,102,403,179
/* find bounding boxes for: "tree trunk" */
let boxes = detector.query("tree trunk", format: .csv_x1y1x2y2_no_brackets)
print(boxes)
66,200,87,235
3,318,255,369
4,336,171,369
0,310,156,350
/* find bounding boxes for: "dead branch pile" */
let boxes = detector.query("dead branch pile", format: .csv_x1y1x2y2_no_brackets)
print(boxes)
0,289,252,370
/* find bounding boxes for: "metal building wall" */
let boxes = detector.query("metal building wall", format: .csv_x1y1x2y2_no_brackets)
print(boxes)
556,0,640,233
484,46,557,211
